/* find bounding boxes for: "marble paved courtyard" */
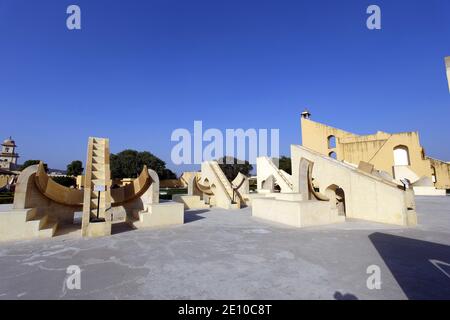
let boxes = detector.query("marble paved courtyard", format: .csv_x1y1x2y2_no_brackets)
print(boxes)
0,196,449,300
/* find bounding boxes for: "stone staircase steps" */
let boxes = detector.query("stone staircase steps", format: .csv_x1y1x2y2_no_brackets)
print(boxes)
209,161,240,206
82,137,112,237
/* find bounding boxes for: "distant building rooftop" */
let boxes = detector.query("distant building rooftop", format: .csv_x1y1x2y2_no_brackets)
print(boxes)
2,137,17,147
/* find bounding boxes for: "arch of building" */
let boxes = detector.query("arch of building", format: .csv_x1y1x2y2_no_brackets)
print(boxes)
393,145,411,166
325,184,346,216
327,135,336,149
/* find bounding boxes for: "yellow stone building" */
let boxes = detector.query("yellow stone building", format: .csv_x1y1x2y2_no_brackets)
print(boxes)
300,111,450,192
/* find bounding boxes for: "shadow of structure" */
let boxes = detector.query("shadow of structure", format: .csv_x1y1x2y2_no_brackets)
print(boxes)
184,209,209,223
334,291,358,300
111,222,135,235
369,232,450,300
54,224,81,237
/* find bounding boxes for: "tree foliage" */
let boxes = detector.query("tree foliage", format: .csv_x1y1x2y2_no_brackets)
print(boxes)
110,149,176,180
66,160,83,176
52,176,76,188
20,160,48,172
277,156,292,175
217,156,253,181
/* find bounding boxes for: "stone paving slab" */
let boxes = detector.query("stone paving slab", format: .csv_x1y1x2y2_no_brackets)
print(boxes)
0,196,449,299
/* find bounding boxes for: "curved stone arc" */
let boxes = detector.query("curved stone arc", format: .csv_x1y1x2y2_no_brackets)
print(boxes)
307,161,329,201
231,172,248,205
34,162,153,207
34,162,84,207
13,164,40,209
232,172,247,190
110,165,152,206
194,177,214,195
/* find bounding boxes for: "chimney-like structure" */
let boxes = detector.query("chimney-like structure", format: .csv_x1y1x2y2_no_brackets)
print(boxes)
301,109,311,119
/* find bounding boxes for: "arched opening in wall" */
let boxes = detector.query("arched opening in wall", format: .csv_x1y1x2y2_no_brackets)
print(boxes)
431,166,437,184
274,184,281,193
329,151,337,159
261,176,275,192
325,185,346,216
327,135,336,149
393,145,410,166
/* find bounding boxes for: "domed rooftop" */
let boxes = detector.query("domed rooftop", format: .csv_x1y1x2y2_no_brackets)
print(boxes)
2,137,16,146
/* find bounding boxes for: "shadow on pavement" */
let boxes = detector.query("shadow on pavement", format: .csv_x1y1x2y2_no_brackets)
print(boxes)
369,232,450,300
111,222,135,235
184,209,209,223
334,291,358,300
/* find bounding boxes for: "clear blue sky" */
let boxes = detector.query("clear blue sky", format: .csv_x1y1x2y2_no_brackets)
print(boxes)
1,0,449,173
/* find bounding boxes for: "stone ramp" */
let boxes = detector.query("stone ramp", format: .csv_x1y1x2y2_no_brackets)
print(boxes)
201,161,241,209
257,156,294,192
291,145,417,226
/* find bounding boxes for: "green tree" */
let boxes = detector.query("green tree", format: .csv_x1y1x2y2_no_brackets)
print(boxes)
217,156,253,181
20,160,48,172
110,149,177,180
52,176,76,188
277,156,292,175
161,168,177,180
66,160,83,176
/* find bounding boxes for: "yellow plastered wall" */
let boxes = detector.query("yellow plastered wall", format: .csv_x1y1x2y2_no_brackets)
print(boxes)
300,117,357,159
340,132,432,178
301,117,449,189
429,158,450,189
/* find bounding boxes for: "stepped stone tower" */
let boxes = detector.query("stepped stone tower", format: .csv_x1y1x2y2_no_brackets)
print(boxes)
81,137,112,237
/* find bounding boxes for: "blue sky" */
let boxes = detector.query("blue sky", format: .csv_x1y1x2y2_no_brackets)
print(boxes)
0,0,449,173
